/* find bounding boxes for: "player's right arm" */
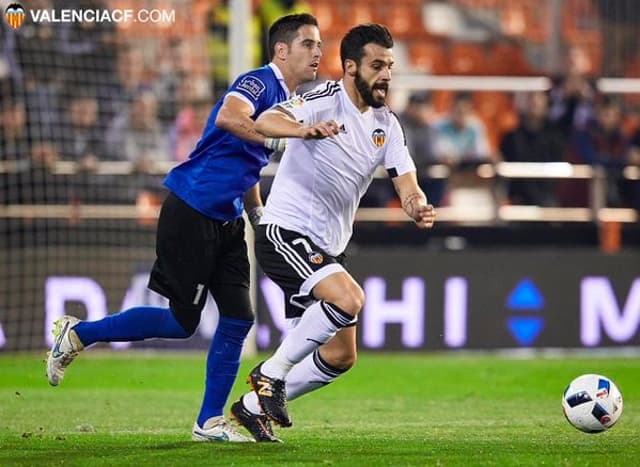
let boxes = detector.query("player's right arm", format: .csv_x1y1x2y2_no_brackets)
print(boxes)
255,107,340,140
215,95,266,145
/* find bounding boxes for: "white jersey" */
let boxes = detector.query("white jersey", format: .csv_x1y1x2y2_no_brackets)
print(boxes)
261,80,416,256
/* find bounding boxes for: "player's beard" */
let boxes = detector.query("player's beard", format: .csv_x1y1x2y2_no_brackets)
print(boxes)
355,70,388,108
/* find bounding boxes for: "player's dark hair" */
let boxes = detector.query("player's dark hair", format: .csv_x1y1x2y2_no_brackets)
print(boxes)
340,23,394,70
268,13,319,60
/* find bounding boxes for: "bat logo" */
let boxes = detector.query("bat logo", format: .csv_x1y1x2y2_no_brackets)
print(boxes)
372,128,386,147
5,3,26,29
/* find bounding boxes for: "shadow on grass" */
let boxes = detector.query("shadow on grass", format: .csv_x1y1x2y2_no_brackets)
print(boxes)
0,434,290,466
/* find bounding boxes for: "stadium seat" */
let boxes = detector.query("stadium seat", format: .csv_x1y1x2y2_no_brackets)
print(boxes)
561,0,601,45
308,0,349,36
311,3,336,32
449,42,491,75
473,92,510,121
407,41,449,74
350,1,375,25
380,0,426,39
318,37,343,80
622,113,640,137
431,90,455,115
624,54,640,79
491,42,532,76
472,91,518,153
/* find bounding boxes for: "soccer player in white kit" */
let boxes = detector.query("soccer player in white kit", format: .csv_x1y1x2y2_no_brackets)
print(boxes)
230,23,436,440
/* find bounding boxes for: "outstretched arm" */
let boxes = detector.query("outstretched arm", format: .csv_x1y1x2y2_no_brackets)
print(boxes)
255,107,340,139
391,171,436,229
215,95,266,145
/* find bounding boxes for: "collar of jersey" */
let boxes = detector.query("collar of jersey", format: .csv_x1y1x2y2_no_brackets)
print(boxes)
268,63,292,99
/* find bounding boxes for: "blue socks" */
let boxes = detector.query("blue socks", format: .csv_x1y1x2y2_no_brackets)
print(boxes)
197,316,253,425
72,307,252,426
73,306,191,346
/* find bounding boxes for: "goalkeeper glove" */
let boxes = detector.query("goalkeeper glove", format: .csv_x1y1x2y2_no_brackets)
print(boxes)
264,137,286,153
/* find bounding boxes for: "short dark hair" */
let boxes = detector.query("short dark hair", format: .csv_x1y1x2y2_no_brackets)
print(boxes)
340,23,394,70
268,13,319,60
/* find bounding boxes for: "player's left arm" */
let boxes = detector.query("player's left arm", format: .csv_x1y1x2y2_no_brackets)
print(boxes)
392,172,436,229
243,182,264,228
386,113,436,229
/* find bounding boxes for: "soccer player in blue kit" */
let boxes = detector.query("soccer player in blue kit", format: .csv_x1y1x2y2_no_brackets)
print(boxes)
45,13,322,443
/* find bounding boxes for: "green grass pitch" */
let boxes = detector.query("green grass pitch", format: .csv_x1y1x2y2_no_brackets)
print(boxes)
0,351,638,466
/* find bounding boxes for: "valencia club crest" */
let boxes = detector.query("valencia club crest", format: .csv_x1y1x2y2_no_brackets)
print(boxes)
372,128,386,147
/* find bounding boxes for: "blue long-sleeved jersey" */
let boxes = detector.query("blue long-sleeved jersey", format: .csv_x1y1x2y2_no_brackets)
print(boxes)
164,64,289,220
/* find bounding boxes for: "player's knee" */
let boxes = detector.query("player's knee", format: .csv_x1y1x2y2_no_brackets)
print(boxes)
332,285,364,316
169,304,200,337
321,346,357,370
335,348,357,370
176,318,198,337
212,285,254,322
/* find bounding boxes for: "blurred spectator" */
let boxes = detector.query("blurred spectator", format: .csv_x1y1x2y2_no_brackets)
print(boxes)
1,79,28,205
628,127,640,166
30,141,59,172
432,91,492,207
58,89,104,169
499,91,566,206
102,88,171,202
14,0,63,141
174,75,212,117
401,91,437,166
154,39,202,126
596,0,640,77
0,88,30,162
105,88,170,169
433,91,491,165
22,141,70,204
59,88,134,204
624,127,640,211
57,0,118,89
548,48,597,134
14,0,62,84
560,97,628,207
399,91,444,206
100,44,149,125
170,96,212,162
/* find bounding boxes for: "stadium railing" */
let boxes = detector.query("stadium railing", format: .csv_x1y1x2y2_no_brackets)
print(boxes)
1,160,637,225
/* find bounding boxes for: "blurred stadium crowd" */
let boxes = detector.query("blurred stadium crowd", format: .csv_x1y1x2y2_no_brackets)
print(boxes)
1,0,639,213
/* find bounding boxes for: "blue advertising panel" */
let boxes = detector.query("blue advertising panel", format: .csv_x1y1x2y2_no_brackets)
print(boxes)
1,245,639,351
256,250,640,350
